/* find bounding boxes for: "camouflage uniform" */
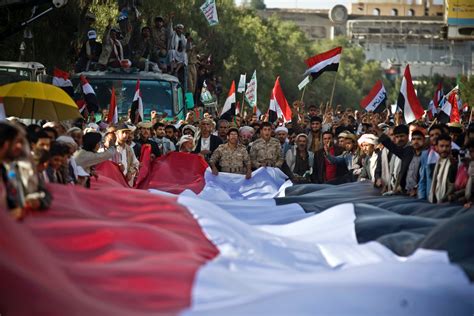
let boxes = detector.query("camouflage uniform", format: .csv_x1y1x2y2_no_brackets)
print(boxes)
250,138,284,169
210,143,251,174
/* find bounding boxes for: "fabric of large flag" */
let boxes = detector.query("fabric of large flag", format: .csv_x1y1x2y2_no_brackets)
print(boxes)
396,65,424,123
268,76,292,123
304,46,342,80
220,81,236,121
52,68,74,97
438,90,461,123
360,80,386,113
1,169,474,315
130,80,144,124
80,75,99,113
428,83,443,120
135,152,208,194
200,0,218,26
107,86,118,124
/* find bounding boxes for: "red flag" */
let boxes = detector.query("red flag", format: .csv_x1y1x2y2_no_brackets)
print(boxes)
268,76,292,123
360,80,386,113
107,86,118,124
304,47,342,80
396,65,424,123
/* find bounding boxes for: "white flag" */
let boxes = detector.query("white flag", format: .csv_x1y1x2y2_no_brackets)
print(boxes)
245,70,257,108
237,74,246,93
200,0,219,26
298,76,310,91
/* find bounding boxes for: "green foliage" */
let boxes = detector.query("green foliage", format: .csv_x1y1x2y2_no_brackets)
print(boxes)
0,0,464,113
250,0,266,10
460,76,474,108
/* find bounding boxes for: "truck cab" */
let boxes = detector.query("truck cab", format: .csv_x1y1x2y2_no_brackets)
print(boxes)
0,61,47,85
72,70,189,121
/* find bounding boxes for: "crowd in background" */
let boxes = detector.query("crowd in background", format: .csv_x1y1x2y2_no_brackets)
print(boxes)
73,8,223,106
2,99,474,221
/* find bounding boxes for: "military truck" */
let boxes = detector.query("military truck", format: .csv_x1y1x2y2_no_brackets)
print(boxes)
72,70,191,121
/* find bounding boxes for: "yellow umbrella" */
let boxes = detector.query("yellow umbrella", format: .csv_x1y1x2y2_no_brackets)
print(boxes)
0,81,81,121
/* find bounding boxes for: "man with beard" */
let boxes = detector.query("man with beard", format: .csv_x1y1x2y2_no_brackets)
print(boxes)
153,122,176,155
275,126,291,157
209,128,251,179
358,134,382,184
376,124,426,196
136,122,161,161
285,133,314,182
418,124,443,200
165,125,179,147
216,119,230,143
428,134,457,203
307,116,322,153
194,118,223,161
239,126,255,152
0,122,50,219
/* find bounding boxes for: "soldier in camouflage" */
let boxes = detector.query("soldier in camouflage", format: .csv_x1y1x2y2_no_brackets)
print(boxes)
250,122,284,170
209,128,252,179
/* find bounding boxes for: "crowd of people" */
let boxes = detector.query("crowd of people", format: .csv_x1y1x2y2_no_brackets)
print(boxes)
1,98,474,220
73,8,222,104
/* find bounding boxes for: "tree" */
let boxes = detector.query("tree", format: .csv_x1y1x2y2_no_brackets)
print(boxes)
250,0,266,10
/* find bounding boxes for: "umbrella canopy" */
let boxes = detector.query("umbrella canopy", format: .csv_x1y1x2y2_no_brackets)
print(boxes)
0,81,81,121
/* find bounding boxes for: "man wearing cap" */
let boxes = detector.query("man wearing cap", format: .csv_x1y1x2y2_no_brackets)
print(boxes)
250,122,284,170
275,126,291,157
178,135,195,153
136,122,161,161
115,123,139,186
194,118,223,161
76,29,102,72
152,16,168,51
209,128,252,179
358,134,382,184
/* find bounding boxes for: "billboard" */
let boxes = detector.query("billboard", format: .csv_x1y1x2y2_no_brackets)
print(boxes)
446,0,474,26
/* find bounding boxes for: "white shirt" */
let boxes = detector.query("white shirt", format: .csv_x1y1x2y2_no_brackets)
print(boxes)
201,136,210,151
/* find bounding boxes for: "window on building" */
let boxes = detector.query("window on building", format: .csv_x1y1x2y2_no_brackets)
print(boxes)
408,9,415,16
373,8,380,16
391,8,398,16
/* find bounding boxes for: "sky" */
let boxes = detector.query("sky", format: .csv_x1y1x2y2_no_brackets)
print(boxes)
236,0,352,10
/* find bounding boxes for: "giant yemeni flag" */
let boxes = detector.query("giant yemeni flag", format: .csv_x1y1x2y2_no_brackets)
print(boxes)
1,152,473,315
397,65,424,123
220,80,236,121
360,80,386,113
304,46,342,80
268,76,292,123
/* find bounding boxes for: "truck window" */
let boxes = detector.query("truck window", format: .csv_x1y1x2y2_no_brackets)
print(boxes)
79,79,174,120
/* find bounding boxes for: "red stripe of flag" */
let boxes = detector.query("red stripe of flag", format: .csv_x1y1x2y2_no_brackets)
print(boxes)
305,47,342,68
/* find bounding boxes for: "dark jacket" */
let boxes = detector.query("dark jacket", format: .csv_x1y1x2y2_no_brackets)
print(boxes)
311,146,347,184
194,135,223,155
379,133,419,192
359,150,382,182
135,138,161,160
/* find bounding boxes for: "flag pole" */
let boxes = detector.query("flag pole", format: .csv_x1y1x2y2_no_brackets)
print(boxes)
300,84,307,102
329,71,339,107
241,91,245,118
469,107,473,125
